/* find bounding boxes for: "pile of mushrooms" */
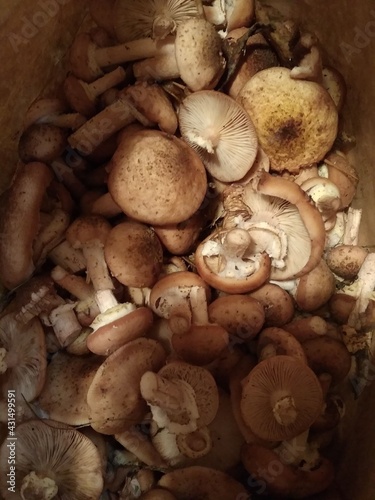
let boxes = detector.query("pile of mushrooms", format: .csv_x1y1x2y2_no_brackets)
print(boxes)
0,1,370,499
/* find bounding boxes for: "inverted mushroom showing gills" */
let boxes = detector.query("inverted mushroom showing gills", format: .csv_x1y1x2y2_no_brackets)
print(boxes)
238,67,338,173
178,90,258,182
0,419,103,500
240,355,323,441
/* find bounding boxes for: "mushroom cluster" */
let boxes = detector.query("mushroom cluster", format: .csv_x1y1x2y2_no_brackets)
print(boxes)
0,1,368,499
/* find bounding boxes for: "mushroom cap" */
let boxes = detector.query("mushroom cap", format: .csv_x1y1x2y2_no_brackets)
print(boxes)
325,244,368,280
178,90,258,182
108,129,207,225
18,123,67,163
158,361,219,427
0,313,46,403
248,283,295,326
208,294,265,340
87,304,154,355
157,466,248,500
104,220,163,288
237,67,338,173
69,33,102,82
0,419,103,500
175,18,226,91
140,488,177,500
66,214,112,249
257,327,307,363
37,352,102,425
240,355,323,441
293,258,336,311
87,338,166,434
23,98,67,130
113,0,199,42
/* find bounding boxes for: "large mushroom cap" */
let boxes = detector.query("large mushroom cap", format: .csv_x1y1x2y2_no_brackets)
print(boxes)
240,355,323,441
0,419,103,499
178,90,258,182
238,67,338,173
108,129,207,225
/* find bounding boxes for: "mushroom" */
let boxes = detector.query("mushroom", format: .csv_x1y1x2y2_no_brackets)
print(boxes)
225,31,279,98
18,123,68,164
113,0,200,42
208,294,265,341
195,227,271,294
0,312,46,407
325,245,368,280
64,66,127,117
87,337,166,434
140,361,219,434
0,419,103,499
320,151,359,209
237,67,338,173
322,66,347,111
104,220,163,288
178,90,258,182
248,283,295,327
0,162,53,289
108,129,207,225
257,327,307,363
241,442,335,498
299,176,341,228
37,351,102,426
302,337,352,386
224,0,255,33
240,355,324,441
47,239,86,274
157,466,249,499
22,97,86,131
283,316,329,343
148,270,210,334
171,286,229,366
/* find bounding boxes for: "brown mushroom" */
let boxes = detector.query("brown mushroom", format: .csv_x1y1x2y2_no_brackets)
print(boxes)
240,355,324,441
257,327,307,363
248,283,295,326
325,245,368,280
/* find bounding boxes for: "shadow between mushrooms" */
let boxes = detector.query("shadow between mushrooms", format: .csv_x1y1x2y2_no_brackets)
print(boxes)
240,355,323,441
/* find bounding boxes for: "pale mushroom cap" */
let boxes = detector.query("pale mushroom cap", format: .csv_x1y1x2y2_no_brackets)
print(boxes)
0,419,103,500
104,220,163,288
87,338,166,434
113,0,199,42
108,129,207,225
37,352,102,426
178,90,258,182
157,466,248,500
238,67,338,173
0,313,46,403
240,355,323,441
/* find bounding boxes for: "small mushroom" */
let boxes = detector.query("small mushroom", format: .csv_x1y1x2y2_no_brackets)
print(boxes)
178,90,258,182
108,129,207,225
325,245,368,280
248,283,295,327
157,466,249,500
283,316,329,343
0,419,103,499
64,66,127,117
257,327,307,363
237,67,338,173
240,355,324,441
104,220,163,288
0,162,53,289
22,97,86,131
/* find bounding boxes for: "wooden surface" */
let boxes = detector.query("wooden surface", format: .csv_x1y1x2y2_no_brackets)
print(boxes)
0,2,375,499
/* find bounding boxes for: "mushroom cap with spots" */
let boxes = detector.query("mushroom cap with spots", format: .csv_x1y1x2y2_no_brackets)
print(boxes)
0,419,103,500
108,129,207,225
178,90,258,182
240,355,324,441
237,67,338,173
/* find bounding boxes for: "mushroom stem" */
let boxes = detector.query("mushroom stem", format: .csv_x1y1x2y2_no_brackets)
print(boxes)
88,66,127,97
51,265,94,301
20,471,58,500
189,286,209,325
222,228,252,258
272,394,298,426
48,300,82,347
33,208,70,266
47,113,86,130
81,243,114,292
342,207,362,245
348,253,375,330
50,158,87,198
95,288,119,314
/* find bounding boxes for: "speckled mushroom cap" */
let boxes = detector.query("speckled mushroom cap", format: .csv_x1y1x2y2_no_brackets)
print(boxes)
240,355,323,441
108,129,207,225
237,67,338,173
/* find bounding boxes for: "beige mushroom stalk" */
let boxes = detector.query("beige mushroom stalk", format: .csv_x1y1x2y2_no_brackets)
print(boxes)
113,0,200,42
238,67,338,173
0,420,103,500
178,90,258,182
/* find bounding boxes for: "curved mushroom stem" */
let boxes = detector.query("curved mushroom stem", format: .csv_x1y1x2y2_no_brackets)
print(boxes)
20,471,58,500
140,371,199,434
272,394,298,426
